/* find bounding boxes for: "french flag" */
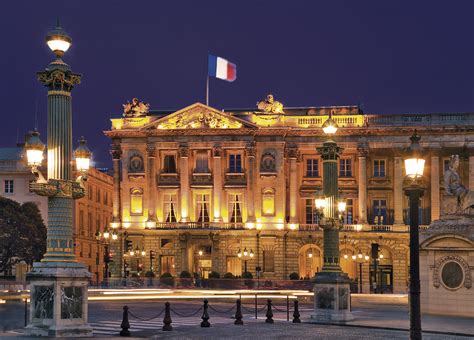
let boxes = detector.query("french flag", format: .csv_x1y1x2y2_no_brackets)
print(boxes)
208,55,237,82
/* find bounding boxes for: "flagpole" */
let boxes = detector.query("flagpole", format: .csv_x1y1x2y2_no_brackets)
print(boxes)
206,75,209,106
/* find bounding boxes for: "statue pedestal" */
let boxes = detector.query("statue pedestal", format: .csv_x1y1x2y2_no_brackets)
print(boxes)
26,262,92,337
310,272,354,322
420,216,474,317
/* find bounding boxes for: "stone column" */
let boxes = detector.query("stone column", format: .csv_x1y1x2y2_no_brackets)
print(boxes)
392,248,409,294
111,143,122,223
469,155,474,191
286,145,298,224
146,142,157,223
430,156,440,221
357,146,368,224
213,145,223,222
393,156,404,225
179,144,190,222
246,142,256,225
178,233,189,273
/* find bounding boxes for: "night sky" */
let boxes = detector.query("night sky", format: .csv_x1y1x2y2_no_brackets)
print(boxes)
1,1,473,167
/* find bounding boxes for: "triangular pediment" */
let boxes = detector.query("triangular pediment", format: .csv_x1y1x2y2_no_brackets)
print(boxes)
141,103,257,130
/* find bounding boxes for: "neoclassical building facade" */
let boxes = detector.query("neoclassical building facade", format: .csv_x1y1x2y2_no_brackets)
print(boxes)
104,95,474,293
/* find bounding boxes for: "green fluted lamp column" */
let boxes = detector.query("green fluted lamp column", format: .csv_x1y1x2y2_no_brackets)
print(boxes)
25,20,93,337
311,113,353,323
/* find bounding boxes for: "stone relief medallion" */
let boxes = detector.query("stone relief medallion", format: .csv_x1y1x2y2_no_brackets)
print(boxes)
433,255,471,290
128,151,144,173
61,286,83,319
33,285,54,319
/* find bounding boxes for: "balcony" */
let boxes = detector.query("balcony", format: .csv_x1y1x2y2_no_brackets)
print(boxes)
157,172,180,187
224,171,247,187
191,172,213,187
155,222,245,230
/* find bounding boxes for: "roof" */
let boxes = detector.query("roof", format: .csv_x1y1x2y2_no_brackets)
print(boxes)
0,147,23,161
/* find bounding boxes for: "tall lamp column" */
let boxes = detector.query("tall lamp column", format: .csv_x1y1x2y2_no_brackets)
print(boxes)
24,20,93,337
403,132,426,340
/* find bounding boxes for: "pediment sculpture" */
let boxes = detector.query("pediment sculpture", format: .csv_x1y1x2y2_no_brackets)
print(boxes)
257,94,284,114
123,98,150,118
443,154,474,215
157,108,242,129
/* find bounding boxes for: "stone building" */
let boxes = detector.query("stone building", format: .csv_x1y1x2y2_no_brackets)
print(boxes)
104,95,474,294
0,141,113,282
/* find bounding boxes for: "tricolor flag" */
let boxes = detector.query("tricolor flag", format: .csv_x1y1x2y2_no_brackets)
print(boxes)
208,55,237,82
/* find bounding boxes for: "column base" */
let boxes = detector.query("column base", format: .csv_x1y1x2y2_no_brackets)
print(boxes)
26,261,93,338
311,271,354,323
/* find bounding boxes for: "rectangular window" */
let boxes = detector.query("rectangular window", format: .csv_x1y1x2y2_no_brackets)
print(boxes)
229,154,242,173
163,155,177,173
443,159,450,173
372,199,387,225
130,189,143,215
104,191,108,205
4,180,13,194
306,159,319,177
196,194,210,223
344,199,353,224
263,250,275,272
373,160,386,177
195,152,209,173
305,199,319,224
228,194,243,223
79,210,85,235
96,188,101,203
87,212,93,236
339,159,352,177
88,185,93,200
163,194,177,223
262,189,275,216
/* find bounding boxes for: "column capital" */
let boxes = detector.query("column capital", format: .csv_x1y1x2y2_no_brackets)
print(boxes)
284,143,298,159
38,62,81,92
357,144,369,157
146,143,156,157
178,143,189,158
246,141,256,158
213,144,223,158
110,144,122,160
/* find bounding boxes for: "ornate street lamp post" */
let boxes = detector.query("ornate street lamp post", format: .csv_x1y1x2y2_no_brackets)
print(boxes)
237,247,254,274
24,20,93,337
403,132,426,340
311,114,353,322
95,228,117,287
351,251,369,293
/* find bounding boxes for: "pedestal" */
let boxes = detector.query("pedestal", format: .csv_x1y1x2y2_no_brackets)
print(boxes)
26,262,92,337
311,272,354,322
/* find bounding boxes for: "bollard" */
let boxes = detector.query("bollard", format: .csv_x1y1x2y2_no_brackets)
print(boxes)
265,299,273,324
24,298,28,327
254,294,258,319
120,306,131,337
234,299,243,325
286,295,290,322
201,299,210,327
162,302,172,331
292,300,301,323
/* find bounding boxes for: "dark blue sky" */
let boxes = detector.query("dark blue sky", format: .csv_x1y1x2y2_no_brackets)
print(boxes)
1,1,473,167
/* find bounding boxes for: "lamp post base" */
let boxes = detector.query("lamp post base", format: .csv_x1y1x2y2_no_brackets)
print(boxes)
26,261,92,337
311,271,354,323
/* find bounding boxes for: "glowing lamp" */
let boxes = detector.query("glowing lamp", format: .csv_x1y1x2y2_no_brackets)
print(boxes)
45,19,72,57
308,249,313,258
404,132,425,178
337,200,347,213
141,249,146,256
25,130,45,167
110,222,120,229
249,249,254,258
95,231,101,241
315,197,326,210
322,115,338,135
74,136,92,172
364,254,370,261
243,248,248,257
129,249,135,257
358,251,363,259
103,229,110,239
146,221,156,229
198,250,203,256
379,254,384,259
237,249,242,258
111,231,118,241
351,255,356,260
343,254,348,259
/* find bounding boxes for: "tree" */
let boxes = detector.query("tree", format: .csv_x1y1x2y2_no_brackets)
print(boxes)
0,197,46,274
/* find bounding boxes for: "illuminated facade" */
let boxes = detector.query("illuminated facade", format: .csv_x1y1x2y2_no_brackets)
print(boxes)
104,95,474,293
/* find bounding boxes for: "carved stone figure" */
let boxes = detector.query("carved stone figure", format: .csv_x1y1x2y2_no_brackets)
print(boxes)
128,151,144,173
260,150,276,173
444,155,474,214
257,94,284,114
123,98,150,118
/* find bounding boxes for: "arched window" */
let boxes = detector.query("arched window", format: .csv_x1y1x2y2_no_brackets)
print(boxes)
262,188,275,216
130,188,143,215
